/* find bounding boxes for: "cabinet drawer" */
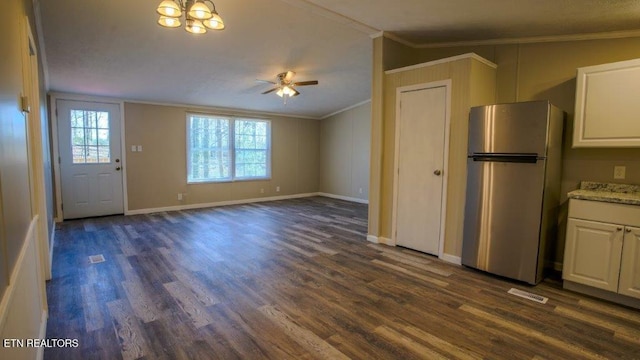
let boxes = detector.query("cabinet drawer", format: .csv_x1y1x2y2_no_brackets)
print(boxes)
569,199,640,227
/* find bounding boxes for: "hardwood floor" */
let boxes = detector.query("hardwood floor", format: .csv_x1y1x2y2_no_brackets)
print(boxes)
45,197,640,359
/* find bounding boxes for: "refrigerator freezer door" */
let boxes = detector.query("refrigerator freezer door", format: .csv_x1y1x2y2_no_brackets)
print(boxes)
468,101,550,156
462,158,546,284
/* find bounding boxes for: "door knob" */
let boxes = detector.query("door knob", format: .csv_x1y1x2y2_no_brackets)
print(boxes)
116,167,121,171
433,169,442,176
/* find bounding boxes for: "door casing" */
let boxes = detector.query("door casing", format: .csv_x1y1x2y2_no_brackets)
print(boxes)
51,93,128,221
392,80,451,258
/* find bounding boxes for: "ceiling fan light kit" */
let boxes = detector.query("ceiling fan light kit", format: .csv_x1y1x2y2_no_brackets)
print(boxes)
156,0,225,34
259,71,318,104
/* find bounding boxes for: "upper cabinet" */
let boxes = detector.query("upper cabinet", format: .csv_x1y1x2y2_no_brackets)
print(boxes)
573,58,640,148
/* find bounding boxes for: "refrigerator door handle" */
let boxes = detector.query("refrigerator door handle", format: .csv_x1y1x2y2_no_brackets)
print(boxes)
470,153,542,163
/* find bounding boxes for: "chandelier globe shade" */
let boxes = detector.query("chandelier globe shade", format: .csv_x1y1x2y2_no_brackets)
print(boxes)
156,0,225,33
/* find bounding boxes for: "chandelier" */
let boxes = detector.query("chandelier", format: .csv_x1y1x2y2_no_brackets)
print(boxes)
156,0,225,34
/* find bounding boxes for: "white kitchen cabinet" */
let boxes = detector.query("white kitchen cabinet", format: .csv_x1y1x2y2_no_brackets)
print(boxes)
563,218,623,292
619,226,640,299
563,199,640,304
573,57,640,148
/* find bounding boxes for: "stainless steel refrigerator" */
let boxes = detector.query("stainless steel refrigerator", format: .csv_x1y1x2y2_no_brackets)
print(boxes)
461,100,564,284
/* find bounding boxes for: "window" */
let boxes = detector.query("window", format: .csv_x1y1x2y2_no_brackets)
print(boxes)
70,109,111,164
187,114,270,183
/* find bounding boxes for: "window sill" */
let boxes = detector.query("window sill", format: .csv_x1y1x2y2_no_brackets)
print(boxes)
187,177,271,185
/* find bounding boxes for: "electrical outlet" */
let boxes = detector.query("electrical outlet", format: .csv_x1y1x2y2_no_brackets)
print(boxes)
137,145,143,152
260,188,264,194
359,187,363,194
276,186,280,192
131,145,137,152
614,166,626,180
177,193,183,201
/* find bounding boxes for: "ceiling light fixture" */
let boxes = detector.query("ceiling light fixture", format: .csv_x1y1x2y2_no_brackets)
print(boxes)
156,0,225,34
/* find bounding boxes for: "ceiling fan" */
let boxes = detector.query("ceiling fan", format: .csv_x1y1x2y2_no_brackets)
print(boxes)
258,71,318,103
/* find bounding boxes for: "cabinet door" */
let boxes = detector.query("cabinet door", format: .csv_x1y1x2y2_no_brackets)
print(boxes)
563,218,624,292
573,58,640,147
619,226,640,299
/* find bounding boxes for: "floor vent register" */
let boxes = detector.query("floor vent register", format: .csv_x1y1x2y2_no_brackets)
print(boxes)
89,254,106,264
507,288,548,304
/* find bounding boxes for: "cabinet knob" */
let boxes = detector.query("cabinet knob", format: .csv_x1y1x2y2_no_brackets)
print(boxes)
617,227,623,231
626,228,632,233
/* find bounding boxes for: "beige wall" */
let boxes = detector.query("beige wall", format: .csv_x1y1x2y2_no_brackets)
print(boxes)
124,102,320,211
417,37,640,263
0,0,50,357
320,102,371,201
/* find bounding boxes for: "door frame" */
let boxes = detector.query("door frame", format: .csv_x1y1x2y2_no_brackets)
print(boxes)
391,80,451,260
51,93,129,221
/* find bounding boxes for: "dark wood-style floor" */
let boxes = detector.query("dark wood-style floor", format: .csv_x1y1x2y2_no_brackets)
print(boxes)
45,197,640,359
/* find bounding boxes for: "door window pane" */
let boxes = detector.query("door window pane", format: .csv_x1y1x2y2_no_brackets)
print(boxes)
70,109,111,164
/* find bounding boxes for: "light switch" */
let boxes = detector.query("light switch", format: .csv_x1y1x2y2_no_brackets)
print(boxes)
614,166,626,180
131,145,137,152
137,145,143,152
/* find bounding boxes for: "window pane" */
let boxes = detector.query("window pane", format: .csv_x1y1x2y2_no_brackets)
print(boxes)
97,112,109,128
233,119,269,179
72,146,86,163
86,146,98,163
98,129,109,145
86,111,97,128
72,128,85,145
98,146,110,163
187,115,231,182
70,109,111,164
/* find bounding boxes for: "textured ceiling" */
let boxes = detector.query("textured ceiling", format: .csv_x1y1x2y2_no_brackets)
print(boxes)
38,0,640,118
306,0,640,45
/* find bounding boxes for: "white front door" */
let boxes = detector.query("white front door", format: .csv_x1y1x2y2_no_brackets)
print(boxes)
57,100,124,219
395,85,447,255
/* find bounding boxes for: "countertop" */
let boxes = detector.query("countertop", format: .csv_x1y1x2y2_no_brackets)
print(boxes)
568,181,640,206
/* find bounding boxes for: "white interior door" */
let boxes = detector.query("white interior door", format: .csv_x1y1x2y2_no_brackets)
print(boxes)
395,86,447,255
57,100,124,219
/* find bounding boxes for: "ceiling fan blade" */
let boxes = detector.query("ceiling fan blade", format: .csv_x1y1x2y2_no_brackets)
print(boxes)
284,71,295,82
256,79,276,84
294,80,318,86
261,87,278,94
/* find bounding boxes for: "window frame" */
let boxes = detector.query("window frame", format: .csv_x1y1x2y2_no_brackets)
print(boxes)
186,113,272,184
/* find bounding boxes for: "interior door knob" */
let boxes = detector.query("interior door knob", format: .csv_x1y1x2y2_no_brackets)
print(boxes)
433,169,442,176
116,167,121,171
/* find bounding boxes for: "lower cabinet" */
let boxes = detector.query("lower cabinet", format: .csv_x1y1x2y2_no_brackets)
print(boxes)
563,199,640,302
563,218,623,292
619,227,640,298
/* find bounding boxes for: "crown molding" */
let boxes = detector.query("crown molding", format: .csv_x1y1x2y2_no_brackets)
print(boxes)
320,99,371,119
49,92,322,120
408,29,640,49
385,53,497,75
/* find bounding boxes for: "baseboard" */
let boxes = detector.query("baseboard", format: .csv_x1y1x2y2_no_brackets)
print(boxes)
47,223,56,280
37,309,48,360
366,235,379,243
125,192,321,215
378,237,395,246
547,260,563,272
440,253,462,265
317,192,369,204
